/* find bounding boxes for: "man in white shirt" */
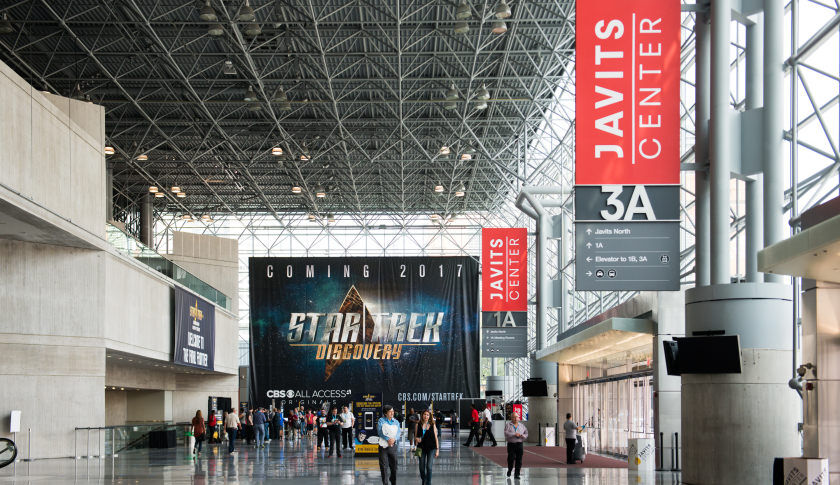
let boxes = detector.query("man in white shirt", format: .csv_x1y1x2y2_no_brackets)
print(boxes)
340,405,355,450
477,404,498,446
563,412,581,464
377,405,399,485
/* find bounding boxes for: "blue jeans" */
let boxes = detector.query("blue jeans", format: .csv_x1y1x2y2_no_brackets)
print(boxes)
419,451,435,484
255,424,266,447
227,428,237,453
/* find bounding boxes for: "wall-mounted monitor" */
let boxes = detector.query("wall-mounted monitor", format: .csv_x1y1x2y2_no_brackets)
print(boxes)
663,335,742,375
522,379,548,397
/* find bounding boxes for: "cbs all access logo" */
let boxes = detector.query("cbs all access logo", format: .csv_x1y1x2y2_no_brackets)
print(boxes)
266,389,352,399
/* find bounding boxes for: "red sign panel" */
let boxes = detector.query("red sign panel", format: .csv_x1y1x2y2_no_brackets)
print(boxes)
481,228,527,312
575,0,680,185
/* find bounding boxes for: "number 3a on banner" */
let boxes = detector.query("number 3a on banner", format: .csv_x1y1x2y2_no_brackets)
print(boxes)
599,185,656,221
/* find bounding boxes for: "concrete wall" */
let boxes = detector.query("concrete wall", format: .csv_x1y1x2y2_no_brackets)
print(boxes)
168,231,239,315
0,61,105,238
105,390,127,426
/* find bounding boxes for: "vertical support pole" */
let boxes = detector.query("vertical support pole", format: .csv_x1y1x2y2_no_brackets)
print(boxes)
764,0,784,283
105,165,113,223
695,8,711,287
745,176,764,282
559,211,570,335
537,212,549,351
746,16,764,283
710,0,732,285
140,193,153,247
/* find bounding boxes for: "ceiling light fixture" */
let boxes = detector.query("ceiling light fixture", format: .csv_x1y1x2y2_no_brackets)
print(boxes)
181,214,191,220
149,186,158,193
439,146,450,156
474,83,490,110
455,183,466,197
272,146,284,156
430,213,439,221
434,183,444,193
136,153,148,161
238,0,256,22
0,13,14,34
223,60,236,75
273,87,291,111
327,213,335,223
176,192,186,198
199,0,218,21
494,0,511,19
291,185,302,194
104,146,115,155
244,21,261,37
315,186,326,198
208,23,224,36
456,0,472,19
460,152,472,161
70,83,85,100
491,20,508,34
244,85,258,102
300,154,310,161
171,186,181,193
154,192,165,198
444,84,459,110
308,212,316,222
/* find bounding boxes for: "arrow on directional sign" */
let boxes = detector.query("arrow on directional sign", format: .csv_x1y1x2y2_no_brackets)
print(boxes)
586,242,592,248
586,257,592,262
586,228,592,235
586,271,592,277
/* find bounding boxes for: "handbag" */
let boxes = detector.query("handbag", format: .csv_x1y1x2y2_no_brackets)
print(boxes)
413,447,422,458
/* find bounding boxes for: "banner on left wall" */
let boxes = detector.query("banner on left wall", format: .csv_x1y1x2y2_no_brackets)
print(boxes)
174,286,216,371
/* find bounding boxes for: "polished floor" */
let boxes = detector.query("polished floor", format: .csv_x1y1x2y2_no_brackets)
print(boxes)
0,433,683,484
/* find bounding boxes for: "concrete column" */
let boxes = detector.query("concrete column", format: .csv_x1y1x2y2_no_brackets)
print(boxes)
536,213,549,349
105,165,113,222
801,280,840,478
763,0,784,283
710,0,732,285
745,177,764,282
682,283,799,484
695,9,711,287
140,193,153,247
653,291,685,470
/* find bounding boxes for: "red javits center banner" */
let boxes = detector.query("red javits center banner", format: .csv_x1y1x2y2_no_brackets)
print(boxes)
481,228,527,312
574,0,681,292
575,0,680,185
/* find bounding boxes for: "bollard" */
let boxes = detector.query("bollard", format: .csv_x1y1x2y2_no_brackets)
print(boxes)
537,422,542,447
87,428,91,459
670,433,675,471
23,428,32,462
674,432,680,470
658,431,664,471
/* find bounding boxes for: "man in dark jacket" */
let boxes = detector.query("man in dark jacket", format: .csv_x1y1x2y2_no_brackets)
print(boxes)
326,407,344,457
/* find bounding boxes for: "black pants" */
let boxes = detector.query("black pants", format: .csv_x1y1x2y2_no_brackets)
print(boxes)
328,429,341,456
378,445,397,485
342,427,353,449
477,423,497,446
565,438,577,464
317,427,328,448
463,423,479,446
226,428,237,453
507,442,523,475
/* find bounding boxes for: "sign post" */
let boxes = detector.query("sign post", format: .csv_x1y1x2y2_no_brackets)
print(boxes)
574,0,681,291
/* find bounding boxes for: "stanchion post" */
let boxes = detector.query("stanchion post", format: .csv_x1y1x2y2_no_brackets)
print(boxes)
674,432,680,470
23,428,32,462
659,431,664,470
537,422,542,447
97,428,102,459
86,428,91,459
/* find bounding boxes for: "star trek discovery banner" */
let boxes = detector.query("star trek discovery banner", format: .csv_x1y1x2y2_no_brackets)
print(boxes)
248,257,480,410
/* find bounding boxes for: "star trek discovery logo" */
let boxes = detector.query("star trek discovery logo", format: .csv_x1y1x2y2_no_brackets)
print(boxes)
285,286,444,380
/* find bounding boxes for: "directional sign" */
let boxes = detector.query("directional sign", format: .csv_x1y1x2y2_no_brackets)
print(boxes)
575,221,679,291
482,327,528,358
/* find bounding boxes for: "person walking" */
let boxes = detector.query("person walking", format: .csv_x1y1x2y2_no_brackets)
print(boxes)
253,407,267,448
377,405,400,485
272,408,283,440
477,404,497,447
406,408,419,451
563,413,581,464
340,405,355,450
208,412,218,443
504,412,528,479
327,407,344,457
191,410,206,456
450,413,458,438
463,404,481,447
414,410,440,485
224,408,240,454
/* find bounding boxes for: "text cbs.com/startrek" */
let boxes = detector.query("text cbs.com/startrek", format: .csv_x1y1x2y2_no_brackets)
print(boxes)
266,389,465,402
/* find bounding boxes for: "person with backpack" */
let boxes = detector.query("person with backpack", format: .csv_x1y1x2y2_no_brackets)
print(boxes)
191,410,206,456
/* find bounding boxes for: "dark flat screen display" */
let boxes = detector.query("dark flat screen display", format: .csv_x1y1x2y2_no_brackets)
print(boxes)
522,379,548,397
664,335,742,375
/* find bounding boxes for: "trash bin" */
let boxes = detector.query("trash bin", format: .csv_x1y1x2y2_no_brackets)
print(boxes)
628,438,655,471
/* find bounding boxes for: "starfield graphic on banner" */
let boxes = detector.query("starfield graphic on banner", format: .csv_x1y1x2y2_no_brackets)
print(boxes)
174,287,215,371
248,257,480,410
574,0,681,291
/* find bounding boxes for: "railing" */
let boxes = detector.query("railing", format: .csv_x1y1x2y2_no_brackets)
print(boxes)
74,422,192,458
105,224,230,310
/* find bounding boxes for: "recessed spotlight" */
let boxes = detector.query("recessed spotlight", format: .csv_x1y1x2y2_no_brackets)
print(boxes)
136,154,148,161
149,186,159,193
104,146,115,155
272,147,284,156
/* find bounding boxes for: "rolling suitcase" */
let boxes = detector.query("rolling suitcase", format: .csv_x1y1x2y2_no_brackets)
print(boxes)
573,435,586,463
